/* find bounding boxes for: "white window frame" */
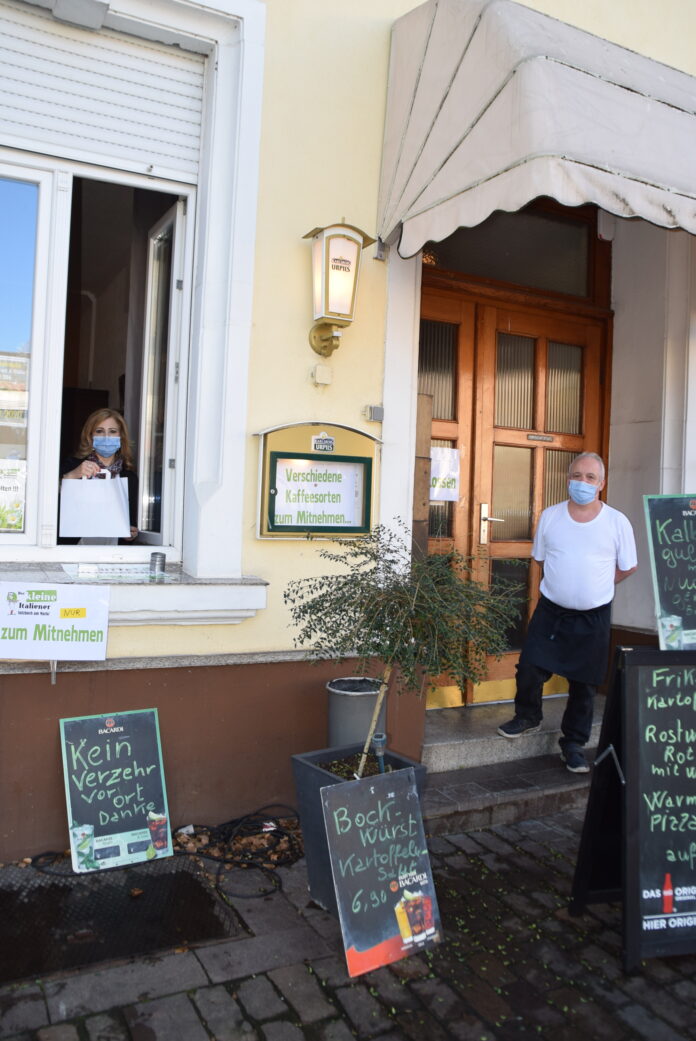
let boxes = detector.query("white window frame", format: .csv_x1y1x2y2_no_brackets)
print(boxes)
0,0,266,582
0,154,196,564
0,159,59,550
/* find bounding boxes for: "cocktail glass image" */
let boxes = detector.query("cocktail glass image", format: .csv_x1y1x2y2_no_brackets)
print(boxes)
71,823,95,870
404,893,427,939
659,615,683,649
147,811,169,851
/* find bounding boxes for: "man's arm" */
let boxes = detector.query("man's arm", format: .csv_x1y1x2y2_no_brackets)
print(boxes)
615,565,637,584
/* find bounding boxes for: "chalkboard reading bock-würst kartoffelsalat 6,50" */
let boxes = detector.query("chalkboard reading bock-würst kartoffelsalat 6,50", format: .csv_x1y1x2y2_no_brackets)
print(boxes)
60,708,172,873
321,767,442,977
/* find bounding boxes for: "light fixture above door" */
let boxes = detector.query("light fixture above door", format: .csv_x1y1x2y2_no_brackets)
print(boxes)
303,223,375,357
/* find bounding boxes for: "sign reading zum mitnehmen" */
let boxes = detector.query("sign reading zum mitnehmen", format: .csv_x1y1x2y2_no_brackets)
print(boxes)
0,581,110,660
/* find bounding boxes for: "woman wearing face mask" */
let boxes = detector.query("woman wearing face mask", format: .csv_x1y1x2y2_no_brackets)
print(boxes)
61,408,138,542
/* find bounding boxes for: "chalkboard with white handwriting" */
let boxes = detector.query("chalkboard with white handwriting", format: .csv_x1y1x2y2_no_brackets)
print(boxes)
60,708,172,873
571,649,696,970
644,495,696,650
624,651,696,966
321,768,442,977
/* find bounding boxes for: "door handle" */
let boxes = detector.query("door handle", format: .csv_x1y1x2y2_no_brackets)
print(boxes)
479,503,505,544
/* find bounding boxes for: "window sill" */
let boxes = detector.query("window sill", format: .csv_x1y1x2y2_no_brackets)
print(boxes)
0,563,268,626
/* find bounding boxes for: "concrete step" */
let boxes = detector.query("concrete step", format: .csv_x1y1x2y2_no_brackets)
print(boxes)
421,694,603,773
419,694,603,834
421,752,593,835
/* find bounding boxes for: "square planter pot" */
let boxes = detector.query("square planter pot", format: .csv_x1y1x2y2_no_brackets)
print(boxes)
291,743,426,917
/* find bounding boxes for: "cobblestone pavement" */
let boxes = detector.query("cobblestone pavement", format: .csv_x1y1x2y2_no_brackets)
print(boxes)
2,809,696,1041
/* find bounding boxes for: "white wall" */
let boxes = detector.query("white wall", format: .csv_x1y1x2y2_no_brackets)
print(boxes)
609,218,696,630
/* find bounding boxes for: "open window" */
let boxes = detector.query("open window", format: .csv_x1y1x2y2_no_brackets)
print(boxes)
60,178,187,549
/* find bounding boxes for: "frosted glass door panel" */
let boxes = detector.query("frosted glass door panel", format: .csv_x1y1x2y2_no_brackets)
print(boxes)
429,438,455,537
492,445,532,540
544,449,574,509
546,341,582,434
491,558,530,650
418,320,457,420
495,333,534,428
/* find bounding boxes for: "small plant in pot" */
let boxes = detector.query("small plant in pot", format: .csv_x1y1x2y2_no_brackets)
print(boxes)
285,521,521,776
285,522,521,914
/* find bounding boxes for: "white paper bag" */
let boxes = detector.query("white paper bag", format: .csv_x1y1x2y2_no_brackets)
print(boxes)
59,476,131,538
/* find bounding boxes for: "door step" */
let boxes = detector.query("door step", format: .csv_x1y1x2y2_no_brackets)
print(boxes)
419,695,603,834
421,752,592,835
421,694,603,772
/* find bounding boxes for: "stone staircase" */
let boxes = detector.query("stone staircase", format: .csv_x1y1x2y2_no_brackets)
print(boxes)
420,694,603,833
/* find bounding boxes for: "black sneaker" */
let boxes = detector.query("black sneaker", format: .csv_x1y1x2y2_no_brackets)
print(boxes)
497,717,541,738
560,747,590,774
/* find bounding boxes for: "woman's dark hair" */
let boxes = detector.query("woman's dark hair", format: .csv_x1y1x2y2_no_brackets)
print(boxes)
77,409,135,470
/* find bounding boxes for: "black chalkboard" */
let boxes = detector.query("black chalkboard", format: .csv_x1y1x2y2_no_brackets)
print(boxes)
569,651,624,914
624,650,696,967
644,495,696,650
60,709,172,872
321,768,442,977
571,648,696,970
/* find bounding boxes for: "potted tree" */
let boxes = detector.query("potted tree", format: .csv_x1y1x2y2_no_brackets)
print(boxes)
285,522,520,913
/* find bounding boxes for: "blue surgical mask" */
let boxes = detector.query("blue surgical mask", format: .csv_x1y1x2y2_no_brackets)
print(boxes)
93,436,121,456
568,479,597,506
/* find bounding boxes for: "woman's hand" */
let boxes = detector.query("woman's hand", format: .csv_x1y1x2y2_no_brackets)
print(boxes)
64,460,102,479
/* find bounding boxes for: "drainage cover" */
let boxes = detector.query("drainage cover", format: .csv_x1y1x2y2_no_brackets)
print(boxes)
0,854,240,983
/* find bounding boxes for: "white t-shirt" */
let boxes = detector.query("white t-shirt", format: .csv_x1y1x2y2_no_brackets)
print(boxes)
533,501,637,611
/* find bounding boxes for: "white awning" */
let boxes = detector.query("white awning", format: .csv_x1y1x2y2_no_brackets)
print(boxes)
378,0,696,257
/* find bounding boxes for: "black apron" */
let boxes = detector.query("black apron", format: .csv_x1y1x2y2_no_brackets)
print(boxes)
519,594,612,686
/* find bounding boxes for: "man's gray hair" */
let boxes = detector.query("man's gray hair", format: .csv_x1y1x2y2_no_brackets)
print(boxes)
568,452,605,481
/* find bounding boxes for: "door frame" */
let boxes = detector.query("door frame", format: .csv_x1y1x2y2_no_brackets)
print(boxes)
420,272,614,704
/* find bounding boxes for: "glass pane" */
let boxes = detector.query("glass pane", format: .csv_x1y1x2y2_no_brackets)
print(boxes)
418,320,456,420
544,449,574,509
496,333,534,428
492,445,532,540
140,222,173,533
546,341,582,433
428,438,454,537
491,558,530,651
422,208,589,296
0,177,37,533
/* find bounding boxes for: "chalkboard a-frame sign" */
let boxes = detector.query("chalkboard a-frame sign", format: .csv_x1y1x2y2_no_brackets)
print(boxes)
644,494,696,651
60,708,172,873
321,768,442,977
571,648,696,970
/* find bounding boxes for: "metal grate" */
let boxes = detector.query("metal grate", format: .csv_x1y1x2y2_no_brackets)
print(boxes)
0,854,241,984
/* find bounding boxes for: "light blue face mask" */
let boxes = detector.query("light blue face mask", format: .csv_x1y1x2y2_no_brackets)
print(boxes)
93,436,121,457
568,479,597,506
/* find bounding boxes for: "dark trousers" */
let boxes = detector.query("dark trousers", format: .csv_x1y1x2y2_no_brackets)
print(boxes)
514,662,595,750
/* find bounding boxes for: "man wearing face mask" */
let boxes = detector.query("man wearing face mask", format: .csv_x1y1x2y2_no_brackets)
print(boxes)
497,452,637,774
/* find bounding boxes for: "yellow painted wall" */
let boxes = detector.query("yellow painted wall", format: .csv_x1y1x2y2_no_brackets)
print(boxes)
109,0,696,659
516,0,696,75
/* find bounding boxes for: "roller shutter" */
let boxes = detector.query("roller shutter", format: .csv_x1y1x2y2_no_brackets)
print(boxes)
0,0,205,183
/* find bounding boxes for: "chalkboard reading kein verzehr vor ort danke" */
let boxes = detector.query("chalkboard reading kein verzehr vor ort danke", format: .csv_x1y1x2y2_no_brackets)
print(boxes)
60,708,172,873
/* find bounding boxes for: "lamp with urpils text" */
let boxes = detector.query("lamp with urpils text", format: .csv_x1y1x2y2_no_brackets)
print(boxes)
303,223,375,357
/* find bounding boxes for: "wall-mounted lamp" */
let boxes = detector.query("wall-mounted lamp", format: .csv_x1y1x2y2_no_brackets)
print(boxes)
303,222,375,357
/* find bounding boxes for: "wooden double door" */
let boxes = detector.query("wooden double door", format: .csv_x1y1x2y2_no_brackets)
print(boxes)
420,286,610,704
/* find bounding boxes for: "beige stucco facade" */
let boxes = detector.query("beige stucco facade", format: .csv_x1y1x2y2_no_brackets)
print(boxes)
2,0,696,859
105,0,696,659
